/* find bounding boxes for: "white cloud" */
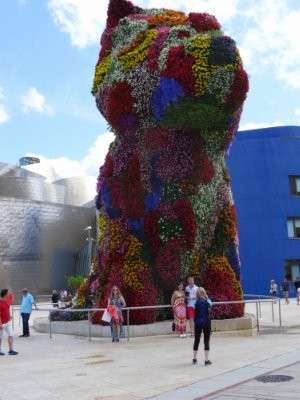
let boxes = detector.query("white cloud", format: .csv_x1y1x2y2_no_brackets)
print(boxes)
47,0,300,90
46,0,240,49
21,87,54,115
81,131,115,176
0,87,10,123
47,0,108,48
27,131,114,179
239,121,284,131
0,104,10,124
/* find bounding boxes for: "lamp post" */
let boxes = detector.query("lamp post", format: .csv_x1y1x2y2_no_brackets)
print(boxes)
83,226,96,276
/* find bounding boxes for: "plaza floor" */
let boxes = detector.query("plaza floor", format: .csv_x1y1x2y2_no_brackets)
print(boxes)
1,300,300,400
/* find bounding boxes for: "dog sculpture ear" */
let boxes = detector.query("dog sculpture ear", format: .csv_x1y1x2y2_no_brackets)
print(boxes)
106,0,141,29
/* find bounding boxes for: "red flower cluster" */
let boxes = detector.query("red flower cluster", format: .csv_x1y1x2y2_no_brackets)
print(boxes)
144,209,161,255
173,199,196,251
155,239,182,290
226,66,249,111
147,29,169,71
125,269,158,324
187,12,221,33
106,82,134,130
190,138,215,185
121,156,145,219
162,45,196,95
106,0,140,30
205,268,244,318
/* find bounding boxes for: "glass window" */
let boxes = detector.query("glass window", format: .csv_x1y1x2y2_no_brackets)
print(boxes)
287,217,300,238
289,176,300,196
284,259,300,281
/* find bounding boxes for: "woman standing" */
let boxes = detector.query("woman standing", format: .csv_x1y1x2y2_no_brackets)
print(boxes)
171,282,187,337
107,286,126,342
192,287,212,365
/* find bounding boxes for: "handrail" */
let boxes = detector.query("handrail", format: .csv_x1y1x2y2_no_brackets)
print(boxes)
11,297,283,340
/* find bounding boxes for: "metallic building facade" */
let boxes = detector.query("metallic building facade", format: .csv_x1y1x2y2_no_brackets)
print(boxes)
0,161,97,302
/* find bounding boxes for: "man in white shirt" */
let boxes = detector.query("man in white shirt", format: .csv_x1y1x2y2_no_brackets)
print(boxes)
185,277,198,336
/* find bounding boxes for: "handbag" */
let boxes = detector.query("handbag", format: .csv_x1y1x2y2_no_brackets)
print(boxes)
101,309,111,323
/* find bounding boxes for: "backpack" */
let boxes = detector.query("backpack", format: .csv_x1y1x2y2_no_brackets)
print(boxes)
194,299,210,326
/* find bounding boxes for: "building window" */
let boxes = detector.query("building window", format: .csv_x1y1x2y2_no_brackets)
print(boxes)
289,176,300,196
284,259,300,281
287,217,300,238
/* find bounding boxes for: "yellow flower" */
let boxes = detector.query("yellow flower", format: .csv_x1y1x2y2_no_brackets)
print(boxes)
207,256,243,299
92,54,111,95
189,36,211,96
189,251,202,279
108,220,121,251
98,215,107,244
119,30,157,72
121,235,148,291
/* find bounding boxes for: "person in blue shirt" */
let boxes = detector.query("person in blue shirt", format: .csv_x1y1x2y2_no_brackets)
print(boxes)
192,287,212,366
19,288,38,337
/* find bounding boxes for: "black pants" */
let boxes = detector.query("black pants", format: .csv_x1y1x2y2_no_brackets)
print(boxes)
21,312,31,335
193,324,210,351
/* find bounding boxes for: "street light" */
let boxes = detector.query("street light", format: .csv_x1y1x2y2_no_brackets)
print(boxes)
83,226,96,275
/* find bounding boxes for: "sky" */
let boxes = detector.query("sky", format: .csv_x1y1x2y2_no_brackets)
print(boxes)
0,0,300,179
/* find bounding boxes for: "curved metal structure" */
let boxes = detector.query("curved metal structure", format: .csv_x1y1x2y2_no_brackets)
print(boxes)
0,161,97,302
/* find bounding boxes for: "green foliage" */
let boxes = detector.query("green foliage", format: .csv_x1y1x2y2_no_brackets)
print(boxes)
161,97,230,131
66,275,85,294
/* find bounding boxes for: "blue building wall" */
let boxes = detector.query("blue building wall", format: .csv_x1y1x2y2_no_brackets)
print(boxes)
227,126,300,296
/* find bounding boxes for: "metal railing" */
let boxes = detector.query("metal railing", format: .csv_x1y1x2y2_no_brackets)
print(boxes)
11,296,283,340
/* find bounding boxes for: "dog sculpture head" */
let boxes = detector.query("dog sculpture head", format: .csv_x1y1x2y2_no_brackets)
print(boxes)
92,0,248,149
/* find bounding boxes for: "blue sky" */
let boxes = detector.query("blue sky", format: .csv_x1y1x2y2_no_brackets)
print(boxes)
0,0,300,178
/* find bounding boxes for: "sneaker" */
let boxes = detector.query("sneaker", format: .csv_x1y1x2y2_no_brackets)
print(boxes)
0,351,5,356
192,359,197,364
8,350,18,355
19,334,29,337
204,360,212,365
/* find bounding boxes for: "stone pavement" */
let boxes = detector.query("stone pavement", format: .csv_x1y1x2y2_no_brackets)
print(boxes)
0,300,299,400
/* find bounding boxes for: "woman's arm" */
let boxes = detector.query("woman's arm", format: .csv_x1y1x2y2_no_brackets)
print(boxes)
171,291,176,307
121,296,126,307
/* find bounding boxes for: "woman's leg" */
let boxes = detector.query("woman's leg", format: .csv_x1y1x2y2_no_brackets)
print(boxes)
193,325,201,361
116,322,120,341
110,320,116,341
203,325,211,364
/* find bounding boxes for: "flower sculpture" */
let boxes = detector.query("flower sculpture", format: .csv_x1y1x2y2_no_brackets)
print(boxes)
80,0,249,323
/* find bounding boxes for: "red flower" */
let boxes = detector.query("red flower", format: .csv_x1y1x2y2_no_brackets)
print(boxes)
187,13,221,33
189,137,215,185
226,66,249,111
106,0,141,30
144,210,161,255
161,45,196,96
120,156,145,219
106,82,134,130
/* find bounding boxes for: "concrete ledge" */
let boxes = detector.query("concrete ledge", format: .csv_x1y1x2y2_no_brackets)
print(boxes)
211,313,256,332
34,313,256,337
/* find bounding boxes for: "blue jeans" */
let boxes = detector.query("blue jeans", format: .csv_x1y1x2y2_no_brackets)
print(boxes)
21,313,31,335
